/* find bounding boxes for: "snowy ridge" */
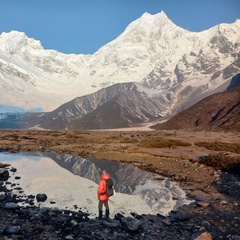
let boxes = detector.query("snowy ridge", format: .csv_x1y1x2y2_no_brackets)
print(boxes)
0,11,239,118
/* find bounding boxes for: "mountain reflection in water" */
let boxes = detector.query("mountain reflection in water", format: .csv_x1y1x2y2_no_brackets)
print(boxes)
0,152,191,217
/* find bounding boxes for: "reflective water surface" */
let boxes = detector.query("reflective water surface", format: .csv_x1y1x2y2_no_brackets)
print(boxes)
0,152,191,217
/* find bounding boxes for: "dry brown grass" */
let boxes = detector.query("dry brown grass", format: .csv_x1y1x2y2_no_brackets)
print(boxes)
195,141,240,154
138,137,191,148
119,137,139,143
200,153,240,175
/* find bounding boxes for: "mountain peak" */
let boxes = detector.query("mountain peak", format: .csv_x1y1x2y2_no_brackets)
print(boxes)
139,10,172,25
141,10,169,20
0,30,26,43
123,10,176,37
154,10,170,21
0,30,43,53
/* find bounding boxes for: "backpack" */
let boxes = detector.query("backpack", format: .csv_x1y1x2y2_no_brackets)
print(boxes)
105,178,114,197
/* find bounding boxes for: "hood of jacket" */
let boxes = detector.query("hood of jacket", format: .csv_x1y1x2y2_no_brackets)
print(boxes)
101,173,111,181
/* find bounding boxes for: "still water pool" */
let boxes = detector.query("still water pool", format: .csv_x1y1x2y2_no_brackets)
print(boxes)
0,152,191,218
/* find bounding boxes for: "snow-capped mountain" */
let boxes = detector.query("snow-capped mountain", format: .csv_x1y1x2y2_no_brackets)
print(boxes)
0,11,239,117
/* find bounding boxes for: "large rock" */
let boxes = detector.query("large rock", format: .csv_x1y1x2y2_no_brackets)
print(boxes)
120,217,142,231
4,202,19,209
191,232,213,240
36,193,47,202
4,225,21,234
0,169,9,181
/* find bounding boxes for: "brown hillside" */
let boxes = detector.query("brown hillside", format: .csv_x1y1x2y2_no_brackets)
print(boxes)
157,85,240,132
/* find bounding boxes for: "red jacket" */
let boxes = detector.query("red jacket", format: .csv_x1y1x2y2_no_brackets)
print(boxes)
97,173,111,200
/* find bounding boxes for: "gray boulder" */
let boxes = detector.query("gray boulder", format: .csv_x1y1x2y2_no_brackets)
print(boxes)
36,193,48,202
120,217,142,231
0,169,9,181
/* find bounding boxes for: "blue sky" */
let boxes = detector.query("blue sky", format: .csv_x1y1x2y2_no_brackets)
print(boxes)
0,0,239,54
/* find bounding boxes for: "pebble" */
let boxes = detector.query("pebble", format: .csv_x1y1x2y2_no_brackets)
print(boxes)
196,202,210,208
5,226,21,234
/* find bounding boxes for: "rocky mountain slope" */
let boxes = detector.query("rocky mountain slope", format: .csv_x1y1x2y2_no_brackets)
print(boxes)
20,82,170,129
0,11,239,117
155,74,240,132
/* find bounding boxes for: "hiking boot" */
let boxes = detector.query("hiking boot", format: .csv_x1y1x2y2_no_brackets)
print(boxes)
98,210,103,220
105,209,110,219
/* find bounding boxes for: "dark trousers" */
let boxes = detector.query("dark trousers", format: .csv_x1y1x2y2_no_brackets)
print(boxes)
98,199,109,210
98,200,110,219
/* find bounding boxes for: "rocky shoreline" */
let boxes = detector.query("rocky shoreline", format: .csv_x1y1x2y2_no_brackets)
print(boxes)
0,161,239,240
0,165,215,240
0,130,240,239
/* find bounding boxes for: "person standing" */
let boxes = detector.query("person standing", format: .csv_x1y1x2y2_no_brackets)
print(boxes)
97,170,111,220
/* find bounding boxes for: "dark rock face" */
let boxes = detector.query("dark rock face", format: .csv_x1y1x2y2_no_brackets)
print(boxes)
227,73,240,90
